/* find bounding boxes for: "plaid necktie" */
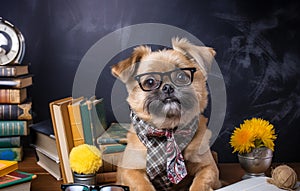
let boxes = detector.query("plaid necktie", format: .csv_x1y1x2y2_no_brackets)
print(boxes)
130,111,199,185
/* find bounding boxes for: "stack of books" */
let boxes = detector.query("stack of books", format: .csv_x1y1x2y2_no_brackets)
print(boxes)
0,160,36,191
44,96,130,184
30,120,62,181
0,64,33,161
48,96,108,183
96,122,130,183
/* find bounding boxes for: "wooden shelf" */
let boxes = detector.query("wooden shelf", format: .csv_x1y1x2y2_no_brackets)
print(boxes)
19,147,300,191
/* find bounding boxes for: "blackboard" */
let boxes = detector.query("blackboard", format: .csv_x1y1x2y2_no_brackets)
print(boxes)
1,0,299,162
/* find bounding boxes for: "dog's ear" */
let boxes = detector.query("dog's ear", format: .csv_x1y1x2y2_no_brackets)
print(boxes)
111,46,151,83
172,37,216,77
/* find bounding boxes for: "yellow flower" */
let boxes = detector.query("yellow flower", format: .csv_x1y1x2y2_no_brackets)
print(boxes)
230,124,255,154
69,144,102,174
230,118,277,154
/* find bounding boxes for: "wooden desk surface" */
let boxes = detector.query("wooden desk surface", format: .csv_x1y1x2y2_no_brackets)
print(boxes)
20,147,300,191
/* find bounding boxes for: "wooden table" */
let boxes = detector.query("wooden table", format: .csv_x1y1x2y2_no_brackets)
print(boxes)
20,147,300,191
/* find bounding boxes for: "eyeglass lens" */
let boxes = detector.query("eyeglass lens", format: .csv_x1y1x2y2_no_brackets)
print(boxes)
138,68,193,91
63,185,127,191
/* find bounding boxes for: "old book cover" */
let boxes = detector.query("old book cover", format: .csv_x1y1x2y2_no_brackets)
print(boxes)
49,97,74,183
67,97,85,146
97,123,130,145
30,120,59,161
80,97,107,146
0,160,18,177
0,137,20,148
0,75,32,88
0,102,32,120
0,170,36,190
99,152,123,173
35,148,62,181
0,65,28,77
0,147,23,161
0,89,27,104
0,121,28,136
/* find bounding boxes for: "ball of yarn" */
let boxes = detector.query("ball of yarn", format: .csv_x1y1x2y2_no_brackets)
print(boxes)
267,165,297,190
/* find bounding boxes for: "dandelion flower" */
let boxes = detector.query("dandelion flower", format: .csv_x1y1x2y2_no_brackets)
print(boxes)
230,118,277,154
230,125,255,154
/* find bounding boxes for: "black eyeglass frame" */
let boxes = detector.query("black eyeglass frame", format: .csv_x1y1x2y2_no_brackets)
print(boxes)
134,67,197,92
61,183,130,191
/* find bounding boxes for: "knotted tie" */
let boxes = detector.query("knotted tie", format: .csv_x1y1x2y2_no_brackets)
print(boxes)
130,111,199,185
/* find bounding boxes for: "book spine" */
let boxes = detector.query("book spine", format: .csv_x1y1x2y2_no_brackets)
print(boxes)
0,137,21,148
0,121,28,136
67,104,84,146
100,144,126,154
97,138,128,145
0,67,16,77
80,103,93,145
96,172,117,183
0,89,26,104
0,147,23,161
0,102,32,120
99,152,123,173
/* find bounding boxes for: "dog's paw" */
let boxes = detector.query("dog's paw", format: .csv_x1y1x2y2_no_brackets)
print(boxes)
132,184,156,191
189,184,213,191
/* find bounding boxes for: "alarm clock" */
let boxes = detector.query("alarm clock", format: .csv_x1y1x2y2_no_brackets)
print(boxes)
0,17,25,65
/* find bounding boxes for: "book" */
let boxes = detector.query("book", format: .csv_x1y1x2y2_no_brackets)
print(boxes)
0,121,29,136
0,89,27,104
0,137,20,148
0,147,23,161
35,148,62,181
97,172,117,183
67,97,85,146
0,181,31,191
99,152,123,173
0,170,36,191
0,65,28,77
80,97,107,146
100,144,126,154
0,75,32,88
216,176,300,191
0,160,18,177
49,97,74,183
0,102,32,120
97,123,130,145
30,120,58,161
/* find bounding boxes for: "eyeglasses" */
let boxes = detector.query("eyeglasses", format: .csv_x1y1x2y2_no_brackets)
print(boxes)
61,184,130,191
134,67,196,91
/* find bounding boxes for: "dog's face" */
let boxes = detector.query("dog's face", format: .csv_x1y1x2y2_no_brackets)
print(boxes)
112,38,215,129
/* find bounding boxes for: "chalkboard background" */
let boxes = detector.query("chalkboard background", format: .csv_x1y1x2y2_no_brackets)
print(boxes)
1,0,299,162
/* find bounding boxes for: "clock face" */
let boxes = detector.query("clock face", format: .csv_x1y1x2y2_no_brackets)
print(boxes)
0,18,25,65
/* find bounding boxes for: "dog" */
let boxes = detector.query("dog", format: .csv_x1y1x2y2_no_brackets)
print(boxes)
111,38,221,191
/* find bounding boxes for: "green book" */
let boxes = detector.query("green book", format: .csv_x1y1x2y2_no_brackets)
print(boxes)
0,121,28,136
80,97,107,146
97,123,130,145
100,144,127,154
0,170,36,189
0,137,20,148
0,147,23,161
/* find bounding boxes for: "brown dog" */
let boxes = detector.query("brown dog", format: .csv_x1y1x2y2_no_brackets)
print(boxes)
111,38,221,191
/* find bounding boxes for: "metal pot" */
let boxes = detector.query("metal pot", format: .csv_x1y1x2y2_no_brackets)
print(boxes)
238,147,273,179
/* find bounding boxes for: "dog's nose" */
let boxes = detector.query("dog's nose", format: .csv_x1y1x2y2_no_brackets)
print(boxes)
162,84,175,95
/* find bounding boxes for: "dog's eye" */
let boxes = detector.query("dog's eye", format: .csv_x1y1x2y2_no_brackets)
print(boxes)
172,70,191,85
143,76,159,89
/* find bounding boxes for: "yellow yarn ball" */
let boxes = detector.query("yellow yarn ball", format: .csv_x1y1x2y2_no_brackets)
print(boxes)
69,144,102,174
